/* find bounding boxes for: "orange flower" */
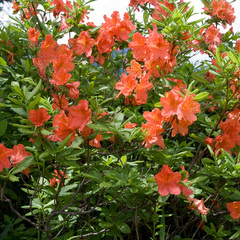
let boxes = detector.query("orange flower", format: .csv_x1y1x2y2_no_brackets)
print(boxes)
129,0,149,7
152,0,175,21
129,32,147,62
142,108,165,149
10,144,31,166
134,73,153,105
89,134,103,148
236,40,240,52
28,27,40,46
12,1,20,13
33,34,59,77
96,32,115,54
0,144,12,171
39,34,59,62
50,69,72,86
203,24,222,45
227,201,240,220
53,110,76,144
68,100,92,131
69,31,95,57
160,90,183,120
102,11,136,41
49,169,67,187
115,73,138,98
124,122,138,129
171,118,193,137
177,95,201,122
52,52,74,73
59,16,70,31
189,198,209,215
147,26,170,61
154,165,182,196
29,107,51,127
11,144,31,177
215,134,236,155
126,60,142,78
205,137,215,151
66,81,80,100
50,0,71,17
144,58,165,77
52,94,69,111
212,0,235,26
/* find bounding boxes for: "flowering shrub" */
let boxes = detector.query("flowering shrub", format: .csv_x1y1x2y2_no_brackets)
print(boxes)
0,0,240,239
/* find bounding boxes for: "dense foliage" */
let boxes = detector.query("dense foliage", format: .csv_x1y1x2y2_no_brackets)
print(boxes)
0,0,240,239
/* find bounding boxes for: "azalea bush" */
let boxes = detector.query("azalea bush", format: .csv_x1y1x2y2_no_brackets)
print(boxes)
0,0,240,239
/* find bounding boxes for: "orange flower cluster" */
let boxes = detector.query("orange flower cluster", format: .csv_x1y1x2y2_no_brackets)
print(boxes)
129,0,188,21
28,27,40,48
129,26,178,77
53,100,92,145
67,11,136,65
141,89,201,149
115,59,153,105
29,107,51,127
49,169,67,187
50,0,73,17
226,201,240,221
154,165,209,215
33,35,72,83
142,108,165,149
203,0,235,27
81,124,103,149
96,11,136,65
205,107,240,155
0,143,31,176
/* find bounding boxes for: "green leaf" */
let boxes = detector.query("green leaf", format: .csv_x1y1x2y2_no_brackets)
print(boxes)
39,150,50,160
112,112,124,129
70,136,83,148
100,181,113,188
189,176,208,184
158,3,173,15
27,80,42,101
0,219,14,239
41,129,53,135
87,81,94,93
8,97,25,107
8,174,19,182
43,2,50,9
143,10,149,25
87,123,109,131
180,170,188,181
0,57,7,66
28,93,41,110
13,84,24,97
18,128,36,135
12,155,34,174
227,51,239,65
11,108,27,117
0,119,7,137
56,134,73,151
120,155,127,167
117,222,130,234
80,169,102,183
230,229,240,239
215,45,223,68
193,92,209,101
203,225,214,236
193,74,208,84
154,102,162,107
